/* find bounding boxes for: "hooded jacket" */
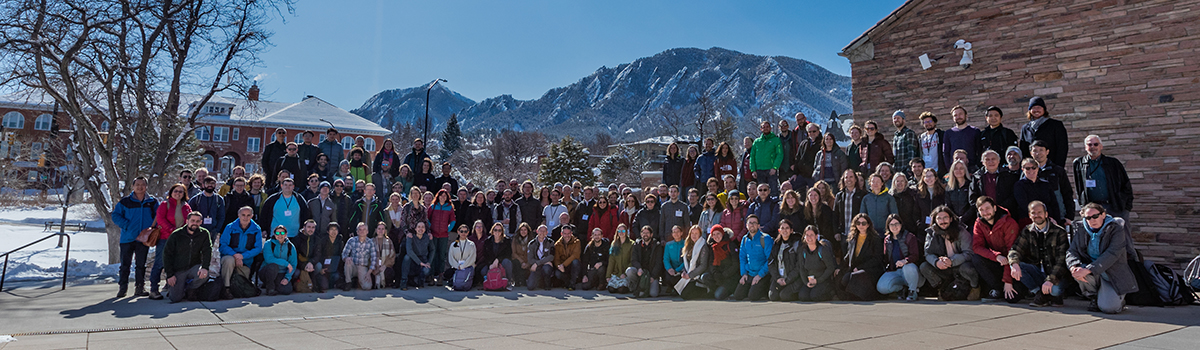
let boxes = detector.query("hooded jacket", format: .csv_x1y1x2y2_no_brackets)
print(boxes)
1066,216,1138,295
971,206,1020,283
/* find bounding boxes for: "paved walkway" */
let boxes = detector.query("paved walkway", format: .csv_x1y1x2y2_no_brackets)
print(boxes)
1,283,1198,349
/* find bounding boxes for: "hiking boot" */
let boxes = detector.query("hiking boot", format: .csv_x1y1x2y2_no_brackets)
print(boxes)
134,287,149,297
265,289,278,296
967,287,981,301
342,282,353,291
148,290,164,300
1050,295,1064,306
117,286,128,298
1087,298,1101,312
906,290,920,301
1029,292,1049,307
221,287,234,300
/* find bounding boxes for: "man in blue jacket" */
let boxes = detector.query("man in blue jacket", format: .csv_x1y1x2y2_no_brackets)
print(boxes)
188,176,226,241
693,138,716,194
111,176,159,298
747,183,780,236
220,207,264,299
734,215,774,301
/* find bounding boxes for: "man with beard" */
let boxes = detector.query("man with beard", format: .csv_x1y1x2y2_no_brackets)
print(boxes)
259,178,312,238
891,110,920,177
402,138,431,176
188,176,226,241
1019,97,1070,168
276,142,309,186
330,179,355,237
307,182,338,234
969,197,1020,302
943,105,983,170
918,112,946,175
318,128,345,169
162,212,212,303
223,177,253,228
263,128,289,189
298,130,320,172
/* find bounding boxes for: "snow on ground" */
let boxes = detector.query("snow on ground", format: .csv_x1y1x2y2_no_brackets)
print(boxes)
1,223,115,282
0,204,105,228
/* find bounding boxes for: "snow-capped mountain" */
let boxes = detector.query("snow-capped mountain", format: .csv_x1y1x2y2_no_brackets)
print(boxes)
349,84,476,132
353,47,852,141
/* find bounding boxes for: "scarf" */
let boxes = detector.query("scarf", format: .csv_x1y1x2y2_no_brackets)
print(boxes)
711,239,731,266
687,240,705,272
173,199,185,230
1085,215,1114,260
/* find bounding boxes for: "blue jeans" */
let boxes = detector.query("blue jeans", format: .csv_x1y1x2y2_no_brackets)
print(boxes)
754,170,780,197
400,255,432,286
149,240,167,292
877,263,921,295
1015,262,1063,296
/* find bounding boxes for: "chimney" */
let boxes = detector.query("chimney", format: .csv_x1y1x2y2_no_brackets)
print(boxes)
248,83,259,101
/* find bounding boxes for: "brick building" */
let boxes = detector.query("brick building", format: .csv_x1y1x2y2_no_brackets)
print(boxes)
839,0,1200,266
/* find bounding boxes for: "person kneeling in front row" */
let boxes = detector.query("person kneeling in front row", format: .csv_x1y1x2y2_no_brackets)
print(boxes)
260,225,298,296
163,212,212,303
1066,203,1138,314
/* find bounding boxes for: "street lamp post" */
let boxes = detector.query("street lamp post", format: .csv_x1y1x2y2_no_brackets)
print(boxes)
424,78,447,142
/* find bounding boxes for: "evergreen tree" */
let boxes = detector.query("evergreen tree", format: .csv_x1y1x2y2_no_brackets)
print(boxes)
597,145,648,184
538,136,596,186
440,113,463,160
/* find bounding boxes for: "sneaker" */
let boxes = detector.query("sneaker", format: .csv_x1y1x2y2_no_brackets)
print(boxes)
148,290,164,300
342,283,353,291
134,287,149,297
1029,292,1049,307
906,290,919,301
982,289,1002,302
265,289,278,296
1087,298,1101,312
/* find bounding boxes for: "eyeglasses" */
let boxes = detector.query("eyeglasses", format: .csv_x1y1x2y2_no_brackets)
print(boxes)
854,221,869,226
287,148,297,151
1086,143,1101,146
1022,166,1038,170
1084,213,1103,220
758,189,769,192
865,127,876,130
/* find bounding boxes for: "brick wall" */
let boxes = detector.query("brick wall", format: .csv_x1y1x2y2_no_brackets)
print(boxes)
846,0,1200,267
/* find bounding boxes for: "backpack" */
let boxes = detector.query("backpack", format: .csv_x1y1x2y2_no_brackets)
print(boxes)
1126,259,1163,306
482,266,509,291
939,275,972,301
229,272,261,298
451,267,474,291
1143,261,1196,306
194,279,223,302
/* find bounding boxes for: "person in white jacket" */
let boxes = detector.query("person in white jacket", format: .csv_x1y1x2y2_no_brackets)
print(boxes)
447,224,477,291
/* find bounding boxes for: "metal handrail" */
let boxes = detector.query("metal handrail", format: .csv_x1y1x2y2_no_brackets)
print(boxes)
0,232,72,291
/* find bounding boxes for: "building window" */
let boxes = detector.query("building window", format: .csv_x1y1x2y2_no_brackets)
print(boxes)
232,128,239,141
319,134,326,143
34,114,53,131
202,154,214,171
27,170,39,182
244,163,258,174
294,133,304,144
99,121,110,132
341,136,353,150
364,138,376,152
213,126,230,142
195,126,210,141
3,111,24,129
247,137,261,153
9,141,21,159
30,142,43,159
205,106,228,114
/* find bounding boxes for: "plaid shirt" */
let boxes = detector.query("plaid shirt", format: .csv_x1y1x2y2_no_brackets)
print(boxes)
342,236,378,269
892,126,920,176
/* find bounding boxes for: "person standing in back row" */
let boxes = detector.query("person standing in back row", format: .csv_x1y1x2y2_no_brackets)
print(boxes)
750,121,783,197
1019,97,1069,168
943,106,982,170
979,106,1018,160
891,110,920,177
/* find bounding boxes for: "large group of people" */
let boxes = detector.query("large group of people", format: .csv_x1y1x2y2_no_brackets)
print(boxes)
111,97,1140,314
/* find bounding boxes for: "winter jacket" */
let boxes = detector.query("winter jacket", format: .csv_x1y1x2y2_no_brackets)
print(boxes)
811,148,848,182
634,206,662,239
794,136,821,179
970,168,1018,215
858,135,894,175
512,233,533,268
915,190,946,231
223,190,254,228
750,132,783,172
980,124,1018,160
1008,221,1070,285
221,220,264,259
1072,154,1134,213
631,238,663,278
188,192,226,234
842,230,885,278
972,207,1021,283
835,189,866,235
719,202,748,242
1019,117,1070,169
663,239,685,273
516,197,542,229
432,175,460,195
155,197,191,240
714,156,738,183
891,188,921,236
697,209,719,236
553,236,582,267
883,230,921,271
768,236,804,286
739,231,775,277
695,150,717,186
258,192,312,237
294,232,325,267
449,238,477,270
463,204,494,234
860,192,898,233
481,236,512,266
318,139,345,171
307,196,338,235
262,238,298,280
330,192,354,234
163,226,212,277
405,233,433,264
747,196,781,235
526,237,555,267
275,155,309,183
428,202,456,238
1040,162,1077,221
589,205,620,240
401,148,430,177
1013,177,1062,222
662,155,684,186
582,238,611,270
806,204,838,244
797,242,836,284
372,147,401,178
262,141,288,187
684,242,713,278
681,158,697,189
606,239,635,278
924,223,974,267
659,199,691,242
1066,217,1138,295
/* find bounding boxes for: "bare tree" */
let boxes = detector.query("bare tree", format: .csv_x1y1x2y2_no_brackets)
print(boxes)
657,104,686,141
584,132,614,155
0,0,294,263
487,129,546,182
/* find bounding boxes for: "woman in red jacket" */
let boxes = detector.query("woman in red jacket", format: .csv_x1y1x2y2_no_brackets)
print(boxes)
589,196,620,240
713,142,739,182
151,183,191,299
427,188,456,285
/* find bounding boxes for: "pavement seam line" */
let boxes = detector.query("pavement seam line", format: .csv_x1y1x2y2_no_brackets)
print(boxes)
156,328,180,350
947,318,1105,349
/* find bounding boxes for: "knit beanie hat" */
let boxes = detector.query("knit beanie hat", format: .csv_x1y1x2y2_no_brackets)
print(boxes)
892,110,906,119
1028,96,1046,111
1005,146,1023,159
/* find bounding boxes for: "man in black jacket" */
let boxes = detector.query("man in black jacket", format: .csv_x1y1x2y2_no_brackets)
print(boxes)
163,212,212,303
1072,135,1134,220
970,150,1019,217
262,128,289,189
516,181,542,229
401,139,430,176
979,106,1018,162
349,183,386,238
276,142,308,185
1030,140,1076,221
628,228,663,298
1019,97,1069,168
223,177,254,228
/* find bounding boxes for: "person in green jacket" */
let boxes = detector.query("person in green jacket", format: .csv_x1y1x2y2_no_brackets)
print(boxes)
606,224,636,293
750,121,783,197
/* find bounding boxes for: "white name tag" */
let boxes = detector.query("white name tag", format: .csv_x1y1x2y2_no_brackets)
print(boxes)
203,217,212,225
324,259,331,265
284,210,293,216
1085,179,1097,188
676,210,683,217
925,216,932,225
582,215,589,220
326,206,332,210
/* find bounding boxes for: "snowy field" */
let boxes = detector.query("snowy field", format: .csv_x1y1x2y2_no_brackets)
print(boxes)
1,205,116,283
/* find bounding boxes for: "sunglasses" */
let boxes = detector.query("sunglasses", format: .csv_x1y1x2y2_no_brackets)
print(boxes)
1084,213,1104,220
865,127,876,130
274,231,287,236
182,175,192,179
1023,166,1038,170
758,189,769,192
854,221,869,226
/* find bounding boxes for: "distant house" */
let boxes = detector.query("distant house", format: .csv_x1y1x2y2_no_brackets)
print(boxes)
840,0,1200,266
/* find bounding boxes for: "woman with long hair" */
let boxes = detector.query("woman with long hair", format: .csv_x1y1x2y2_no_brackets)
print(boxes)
768,219,803,301
427,188,456,285
714,142,738,182
813,180,837,209
860,173,898,235
373,138,401,178
804,188,838,251
606,224,636,293
916,168,947,235
835,169,866,240
414,158,436,191
619,194,640,230
797,225,837,302
464,191,494,234
836,213,885,301
704,225,740,300
681,145,700,190
663,142,684,187
395,164,414,195
480,222,513,290
149,183,192,299
812,131,848,184
944,160,973,223
890,173,922,236
778,190,806,234
679,225,713,299
510,222,534,287
876,214,923,301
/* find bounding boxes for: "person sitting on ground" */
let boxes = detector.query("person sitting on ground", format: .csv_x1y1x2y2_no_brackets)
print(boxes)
261,225,298,296
578,228,611,291
629,225,664,298
705,225,741,300
219,207,263,299
447,223,476,291
920,206,980,300
1008,201,1070,307
733,215,774,301
553,225,582,290
876,214,923,301
162,212,212,303
1066,203,1138,314
526,225,556,290
661,225,687,295
480,223,514,290
372,222,396,289
970,196,1020,302
606,224,635,294
837,213,885,301
678,225,714,300
319,223,345,291
341,222,379,290
796,225,836,302
293,219,326,293
768,219,803,302
400,221,433,290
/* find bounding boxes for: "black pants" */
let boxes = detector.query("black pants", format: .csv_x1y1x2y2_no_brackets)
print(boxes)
680,279,711,300
258,263,294,295
528,264,554,290
119,242,149,290
168,265,207,303
798,282,833,302
769,279,801,301
970,254,1005,293
553,260,581,287
732,275,770,301
579,264,607,290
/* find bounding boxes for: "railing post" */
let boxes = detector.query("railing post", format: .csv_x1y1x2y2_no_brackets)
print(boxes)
62,234,71,291
1,255,7,291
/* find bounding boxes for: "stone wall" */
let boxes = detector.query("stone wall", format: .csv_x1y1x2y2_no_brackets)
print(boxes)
845,0,1200,267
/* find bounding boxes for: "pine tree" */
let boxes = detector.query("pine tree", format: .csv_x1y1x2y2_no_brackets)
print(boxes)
538,136,596,186
440,113,463,160
597,145,648,184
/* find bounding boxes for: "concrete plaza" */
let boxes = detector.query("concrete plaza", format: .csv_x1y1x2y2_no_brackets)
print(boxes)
1,283,1197,349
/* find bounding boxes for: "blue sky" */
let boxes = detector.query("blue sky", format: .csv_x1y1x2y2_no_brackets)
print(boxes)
254,0,904,109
